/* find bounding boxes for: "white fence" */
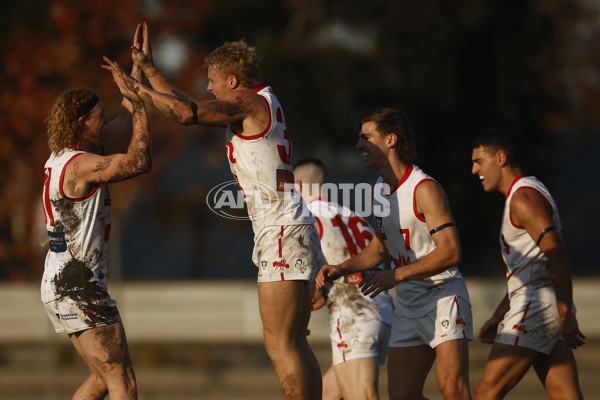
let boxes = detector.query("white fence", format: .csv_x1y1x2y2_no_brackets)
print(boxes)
1,279,599,343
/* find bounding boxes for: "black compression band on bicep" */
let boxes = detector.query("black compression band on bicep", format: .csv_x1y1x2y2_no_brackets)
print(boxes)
429,222,455,236
190,101,198,124
536,226,556,247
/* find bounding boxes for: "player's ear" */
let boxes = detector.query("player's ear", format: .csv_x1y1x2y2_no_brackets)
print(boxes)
229,75,239,88
497,150,507,167
387,133,398,148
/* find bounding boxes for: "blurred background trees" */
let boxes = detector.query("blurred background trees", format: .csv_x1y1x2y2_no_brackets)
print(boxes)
1,0,599,282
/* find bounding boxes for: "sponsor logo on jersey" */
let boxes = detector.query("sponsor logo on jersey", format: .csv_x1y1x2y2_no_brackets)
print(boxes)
48,231,67,253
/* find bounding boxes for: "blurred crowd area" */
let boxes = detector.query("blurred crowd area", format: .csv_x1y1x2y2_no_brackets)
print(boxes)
2,0,600,283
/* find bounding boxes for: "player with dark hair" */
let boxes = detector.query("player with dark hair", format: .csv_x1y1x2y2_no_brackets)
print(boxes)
317,107,473,400
471,127,584,399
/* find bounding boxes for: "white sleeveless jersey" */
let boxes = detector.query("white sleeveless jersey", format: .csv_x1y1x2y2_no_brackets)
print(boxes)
373,165,469,318
225,85,314,235
501,175,560,303
307,199,394,325
41,150,111,303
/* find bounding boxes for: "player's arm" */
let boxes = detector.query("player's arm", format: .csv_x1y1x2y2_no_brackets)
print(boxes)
102,62,144,155
510,188,585,348
400,180,461,281
128,22,263,128
315,229,388,290
479,293,510,344
63,58,152,198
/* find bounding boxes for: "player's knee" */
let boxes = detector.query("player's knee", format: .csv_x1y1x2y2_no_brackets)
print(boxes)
473,382,500,400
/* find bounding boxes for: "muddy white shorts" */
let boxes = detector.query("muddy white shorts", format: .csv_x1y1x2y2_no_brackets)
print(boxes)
495,298,561,355
390,295,473,348
330,314,391,366
254,224,325,282
43,287,121,334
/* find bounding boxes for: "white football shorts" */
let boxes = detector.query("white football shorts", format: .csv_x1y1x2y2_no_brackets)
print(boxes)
330,314,391,366
254,224,325,282
43,287,121,334
495,297,561,355
389,295,473,348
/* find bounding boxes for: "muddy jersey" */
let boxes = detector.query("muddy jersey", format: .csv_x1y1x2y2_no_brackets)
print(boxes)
225,85,314,236
372,165,469,318
41,150,111,303
501,175,561,304
308,199,394,325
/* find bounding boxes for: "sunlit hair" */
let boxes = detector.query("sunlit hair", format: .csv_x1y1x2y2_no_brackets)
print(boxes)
46,88,97,154
359,107,417,164
472,127,520,166
203,40,261,89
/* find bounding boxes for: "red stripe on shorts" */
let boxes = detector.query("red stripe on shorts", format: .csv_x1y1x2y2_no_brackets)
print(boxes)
278,226,284,258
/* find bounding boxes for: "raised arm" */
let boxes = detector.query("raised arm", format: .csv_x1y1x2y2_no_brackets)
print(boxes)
62,58,152,199
510,188,585,348
127,22,265,130
102,25,146,154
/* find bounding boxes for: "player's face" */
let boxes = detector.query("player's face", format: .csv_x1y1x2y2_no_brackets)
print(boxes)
357,121,389,169
207,67,231,99
471,146,501,192
81,102,108,148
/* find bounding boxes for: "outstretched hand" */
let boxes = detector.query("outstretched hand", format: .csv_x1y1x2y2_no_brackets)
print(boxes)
102,57,141,103
359,270,395,298
131,21,154,72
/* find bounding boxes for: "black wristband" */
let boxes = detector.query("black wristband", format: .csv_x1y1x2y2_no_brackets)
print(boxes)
536,226,556,246
429,222,455,236
190,101,198,124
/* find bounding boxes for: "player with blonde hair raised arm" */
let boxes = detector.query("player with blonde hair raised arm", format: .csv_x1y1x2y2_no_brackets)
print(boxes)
109,22,325,399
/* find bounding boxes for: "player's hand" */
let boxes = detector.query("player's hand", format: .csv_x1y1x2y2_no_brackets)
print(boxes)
312,289,326,311
315,264,342,290
562,311,586,349
359,270,395,298
131,21,154,72
102,57,142,103
478,317,501,344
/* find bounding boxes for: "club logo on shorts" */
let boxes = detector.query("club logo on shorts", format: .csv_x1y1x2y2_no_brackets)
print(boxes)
294,259,308,273
273,259,289,271
261,261,267,270
441,319,450,330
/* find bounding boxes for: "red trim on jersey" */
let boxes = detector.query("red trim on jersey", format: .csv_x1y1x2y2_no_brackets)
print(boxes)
384,164,414,196
505,174,526,199
253,84,268,93
231,96,272,140
509,186,553,229
59,153,99,202
412,178,435,222
308,196,327,204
